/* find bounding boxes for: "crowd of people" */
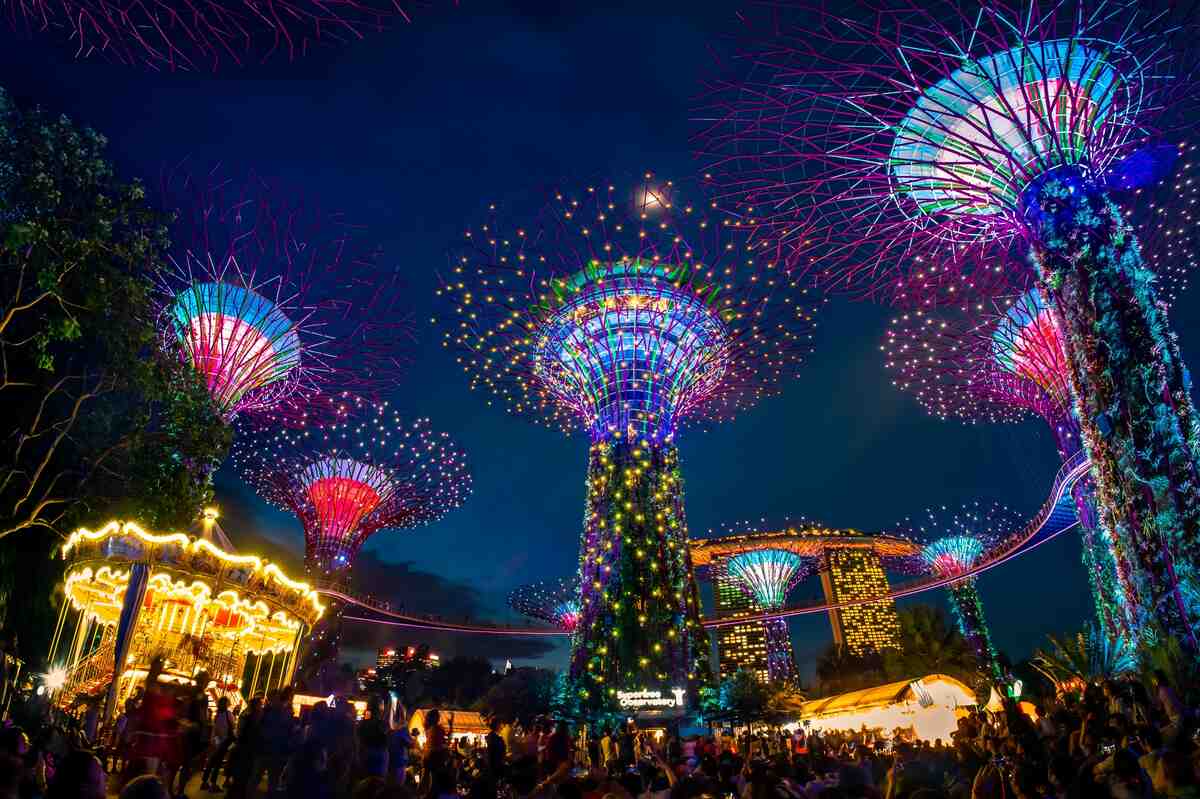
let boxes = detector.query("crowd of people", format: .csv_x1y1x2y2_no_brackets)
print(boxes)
0,664,1197,799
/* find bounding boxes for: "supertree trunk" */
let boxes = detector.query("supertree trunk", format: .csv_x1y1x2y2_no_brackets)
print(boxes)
946,579,1003,686
297,558,353,693
764,618,796,683
1026,170,1200,655
1071,476,1144,646
572,435,710,711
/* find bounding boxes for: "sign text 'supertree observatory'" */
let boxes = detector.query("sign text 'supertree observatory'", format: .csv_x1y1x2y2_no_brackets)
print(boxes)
884,291,1141,644
233,399,471,689
10,0,431,70
894,501,1025,685
155,171,409,433
509,578,583,634
700,0,1200,652
439,175,824,712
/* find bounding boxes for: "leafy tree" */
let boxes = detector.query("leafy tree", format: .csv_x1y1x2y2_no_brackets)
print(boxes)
476,667,557,725
814,606,979,697
0,87,229,539
1031,623,1138,693
763,681,807,721
700,669,769,725
815,645,885,696
0,88,229,661
426,656,498,708
882,605,980,685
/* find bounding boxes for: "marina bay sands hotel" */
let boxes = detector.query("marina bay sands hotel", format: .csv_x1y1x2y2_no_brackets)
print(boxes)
689,524,920,683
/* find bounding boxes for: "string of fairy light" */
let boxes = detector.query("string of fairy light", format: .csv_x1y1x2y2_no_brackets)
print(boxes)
233,397,472,576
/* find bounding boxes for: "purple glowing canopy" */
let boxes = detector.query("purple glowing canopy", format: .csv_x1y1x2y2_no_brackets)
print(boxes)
438,174,825,441
155,169,410,425
893,501,1025,579
508,578,582,633
697,0,1196,306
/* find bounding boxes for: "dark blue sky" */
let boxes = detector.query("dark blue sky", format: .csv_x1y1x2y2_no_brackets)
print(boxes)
7,1,1199,675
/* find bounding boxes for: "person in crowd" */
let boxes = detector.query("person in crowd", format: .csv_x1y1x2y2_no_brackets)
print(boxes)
357,698,390,779
423,708,449,779
110,697,138,775
45,749,105,799
544,722,570,777
484,720,506,778
200,695,236,793
175,672,211,797
121,775,171,799
252,688,296,796
387,714,414,785
287,739,336,799
223,696,263,799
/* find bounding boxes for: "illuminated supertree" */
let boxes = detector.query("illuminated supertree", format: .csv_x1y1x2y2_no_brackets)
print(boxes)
894,501,1026,685
884,291,1144,644
509,578,583,634
723,548,811,680
438,174,823,710
233,398,471,687
10,0,428,70
700,0,1200,652
156,170,409,427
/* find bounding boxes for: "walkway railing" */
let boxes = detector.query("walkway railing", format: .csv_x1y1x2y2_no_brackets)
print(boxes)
334,451,1091,636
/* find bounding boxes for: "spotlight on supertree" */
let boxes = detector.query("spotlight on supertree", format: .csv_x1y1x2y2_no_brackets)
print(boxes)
155,170,410,428
9,0,435,71
724,548,812,681
509,578,583,634
233,398,471,689
894,501,1025,685
700,0,1200,653
437,174,824,711
884,288,1153,646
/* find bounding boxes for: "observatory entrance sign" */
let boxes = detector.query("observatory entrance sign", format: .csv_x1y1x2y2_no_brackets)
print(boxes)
616,687,687,720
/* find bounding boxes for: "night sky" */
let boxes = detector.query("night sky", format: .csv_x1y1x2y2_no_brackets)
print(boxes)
7,1,1200,677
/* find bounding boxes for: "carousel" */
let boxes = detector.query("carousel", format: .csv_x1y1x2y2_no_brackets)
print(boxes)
49,511,323,715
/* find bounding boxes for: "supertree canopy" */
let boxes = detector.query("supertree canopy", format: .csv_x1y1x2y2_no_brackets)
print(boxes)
700,0,1200,654
156,171,409,427
884,291,1142,645
509,578,583,633
10,0,429,70
895,501,1025,685
723,547,812,682
725,548,809,610
233,398,471,688
438,174,823,711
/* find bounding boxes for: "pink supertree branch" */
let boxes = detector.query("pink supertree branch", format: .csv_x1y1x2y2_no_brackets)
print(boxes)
10,0,431,70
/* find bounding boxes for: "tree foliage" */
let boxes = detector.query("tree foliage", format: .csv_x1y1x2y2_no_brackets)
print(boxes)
0,87,229,540
1031,623,1138,692
816,605,980,696
699,670,807,725
477,667,557,725
423,655,497,709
